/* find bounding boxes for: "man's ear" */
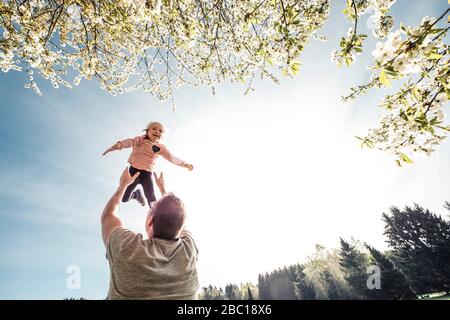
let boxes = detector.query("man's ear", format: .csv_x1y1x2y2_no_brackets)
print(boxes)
146,212,154,238
146,211,154,227
149,214,154,226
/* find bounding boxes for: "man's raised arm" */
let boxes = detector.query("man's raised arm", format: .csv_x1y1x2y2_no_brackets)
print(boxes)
101,168,140,246
153,172,166,196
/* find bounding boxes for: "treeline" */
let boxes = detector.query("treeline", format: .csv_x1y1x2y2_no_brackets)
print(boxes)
198,283,258,300
199,202,450,300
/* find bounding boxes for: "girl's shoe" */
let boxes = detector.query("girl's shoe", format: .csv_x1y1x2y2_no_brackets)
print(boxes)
130,189,146,206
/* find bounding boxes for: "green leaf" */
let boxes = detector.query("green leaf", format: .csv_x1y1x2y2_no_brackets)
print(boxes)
412,87,420,101
429,28,445,34
436,125,450,131
379,69,390,86
430,116,441,125
400,23,406,32
384,69,398,76
428,52,443,60
384,65,398,76
399,153,414,164
290,61,300,75
400,110,408,121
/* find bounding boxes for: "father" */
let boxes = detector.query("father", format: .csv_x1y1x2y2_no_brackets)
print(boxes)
101,167,199,299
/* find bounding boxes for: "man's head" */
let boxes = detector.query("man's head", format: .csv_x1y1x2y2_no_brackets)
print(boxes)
146,193,186,240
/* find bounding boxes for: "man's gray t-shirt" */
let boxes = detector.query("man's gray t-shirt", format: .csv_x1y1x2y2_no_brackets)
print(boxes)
106,227,199,299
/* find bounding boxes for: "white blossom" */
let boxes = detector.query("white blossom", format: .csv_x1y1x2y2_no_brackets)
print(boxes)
0,0,332,100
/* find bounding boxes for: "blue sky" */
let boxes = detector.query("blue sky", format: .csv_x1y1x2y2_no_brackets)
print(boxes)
0,0,449,299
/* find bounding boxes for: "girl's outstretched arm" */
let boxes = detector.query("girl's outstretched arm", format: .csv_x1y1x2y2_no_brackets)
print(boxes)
159,144,194,171
102,142,122,156
102,136,142,156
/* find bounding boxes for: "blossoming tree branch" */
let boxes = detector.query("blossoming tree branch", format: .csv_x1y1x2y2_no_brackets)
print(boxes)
0,0,449,165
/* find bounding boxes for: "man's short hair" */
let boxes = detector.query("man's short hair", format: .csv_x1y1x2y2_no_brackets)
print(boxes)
152,193,185,240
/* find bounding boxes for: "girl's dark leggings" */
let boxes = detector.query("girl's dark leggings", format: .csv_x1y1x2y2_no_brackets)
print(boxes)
122,166,156,205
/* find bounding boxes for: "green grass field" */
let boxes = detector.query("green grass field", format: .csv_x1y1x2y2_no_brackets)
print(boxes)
421,293,450,300
428,295,450,300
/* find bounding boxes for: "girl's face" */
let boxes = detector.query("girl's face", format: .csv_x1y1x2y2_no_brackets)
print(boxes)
148,123,164,142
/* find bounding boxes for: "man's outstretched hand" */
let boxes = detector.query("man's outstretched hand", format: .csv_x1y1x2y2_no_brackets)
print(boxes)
119,167,140,189
153,172,166,195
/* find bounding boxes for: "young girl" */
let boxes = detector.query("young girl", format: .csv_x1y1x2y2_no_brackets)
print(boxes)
102,121,193,207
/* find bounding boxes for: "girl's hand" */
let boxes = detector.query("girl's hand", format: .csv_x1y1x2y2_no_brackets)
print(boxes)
102,147,113,156
102,142,121,156
184,163,194,171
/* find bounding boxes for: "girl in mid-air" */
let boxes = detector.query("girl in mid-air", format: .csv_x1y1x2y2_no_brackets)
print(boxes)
102,121,193,207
